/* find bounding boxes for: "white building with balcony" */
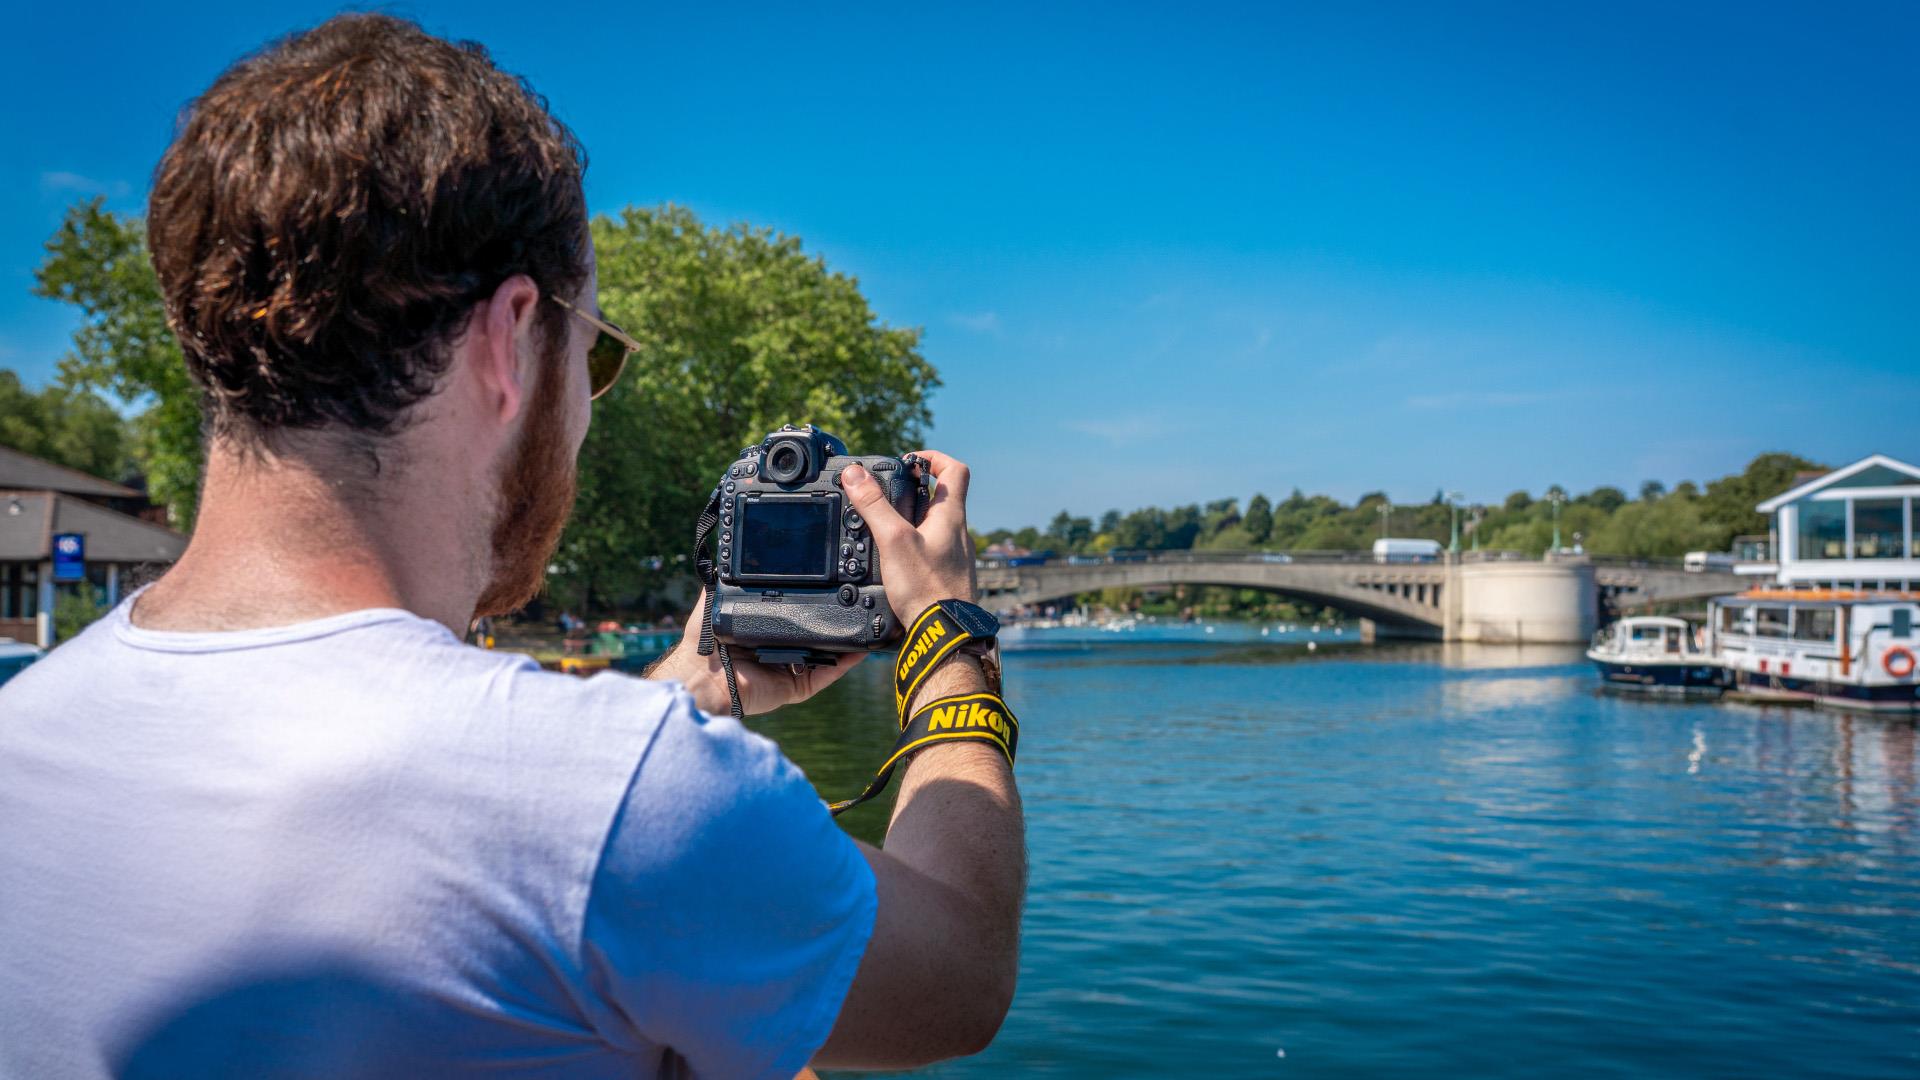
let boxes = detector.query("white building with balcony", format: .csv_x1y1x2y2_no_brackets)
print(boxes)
1737,454,1919,590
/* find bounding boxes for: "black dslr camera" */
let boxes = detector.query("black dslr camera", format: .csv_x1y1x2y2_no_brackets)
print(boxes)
708,425,928,667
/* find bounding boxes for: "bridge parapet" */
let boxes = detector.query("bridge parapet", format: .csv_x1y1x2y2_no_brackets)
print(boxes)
973,551,1746,642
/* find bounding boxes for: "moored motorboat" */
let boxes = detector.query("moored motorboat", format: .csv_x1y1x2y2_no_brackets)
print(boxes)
1587,615,1727,696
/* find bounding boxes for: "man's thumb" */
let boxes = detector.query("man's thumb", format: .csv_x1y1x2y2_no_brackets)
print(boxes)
842,464,908,540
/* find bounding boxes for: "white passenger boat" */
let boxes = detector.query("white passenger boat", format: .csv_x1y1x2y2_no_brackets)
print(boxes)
1710,590,1920,712
1587,615,1727,695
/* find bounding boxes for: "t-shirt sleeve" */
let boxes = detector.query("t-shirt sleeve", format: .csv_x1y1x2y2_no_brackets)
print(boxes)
580,689,877,1079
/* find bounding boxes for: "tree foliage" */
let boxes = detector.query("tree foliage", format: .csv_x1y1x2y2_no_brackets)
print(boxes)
552,205,938,609
33,199,205,524
0,369,132,481
986,452,1828,561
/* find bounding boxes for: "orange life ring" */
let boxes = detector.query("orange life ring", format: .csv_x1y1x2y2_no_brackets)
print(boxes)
1887,646,1917,679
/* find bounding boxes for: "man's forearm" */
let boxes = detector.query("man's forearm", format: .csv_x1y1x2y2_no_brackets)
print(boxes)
883,656,1026,991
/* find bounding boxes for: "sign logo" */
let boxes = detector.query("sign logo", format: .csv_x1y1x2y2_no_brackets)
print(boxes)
52,532,85,583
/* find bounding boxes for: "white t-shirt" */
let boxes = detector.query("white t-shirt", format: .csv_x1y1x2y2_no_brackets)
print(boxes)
0,601,876,1079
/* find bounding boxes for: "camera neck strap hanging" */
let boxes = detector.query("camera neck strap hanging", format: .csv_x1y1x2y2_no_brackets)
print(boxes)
828,690,1019,816
690,484,745,720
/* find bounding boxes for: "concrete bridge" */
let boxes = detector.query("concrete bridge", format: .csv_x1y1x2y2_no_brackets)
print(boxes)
975,552,1746,643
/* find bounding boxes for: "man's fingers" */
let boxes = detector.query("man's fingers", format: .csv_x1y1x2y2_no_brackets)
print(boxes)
910,450,971,502
841,464,913,545
910,450,970,529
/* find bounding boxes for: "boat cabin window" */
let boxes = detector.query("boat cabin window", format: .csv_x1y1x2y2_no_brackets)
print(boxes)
1719,606,1749,635
1664,627,1682,654
1630,625,1665,642
1895,609,1913,639
1755,607,1790,638
1792,608,1836,644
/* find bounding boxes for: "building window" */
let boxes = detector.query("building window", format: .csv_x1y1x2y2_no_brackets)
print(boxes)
1850,498,1906,559
1,563,38,620
1797,500,1847,560
1792,608,1836,644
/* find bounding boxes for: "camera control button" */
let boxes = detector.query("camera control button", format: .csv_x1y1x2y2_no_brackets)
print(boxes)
724,481,736,494
855,541,867,553
871,615,886,637
845,511,863,530
838,585,858,605
845,558,862,576
862,595,875,609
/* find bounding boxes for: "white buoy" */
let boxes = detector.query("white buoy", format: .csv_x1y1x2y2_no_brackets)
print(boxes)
1307,640,1317,652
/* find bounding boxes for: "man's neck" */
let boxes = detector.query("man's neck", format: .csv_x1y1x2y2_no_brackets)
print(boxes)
131,438,487,637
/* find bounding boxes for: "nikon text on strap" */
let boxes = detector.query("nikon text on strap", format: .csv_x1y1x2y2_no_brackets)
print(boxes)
893,599,1002,720
828,691,1019,816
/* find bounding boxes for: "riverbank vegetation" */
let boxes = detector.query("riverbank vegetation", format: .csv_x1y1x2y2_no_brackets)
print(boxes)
984,451,1821,562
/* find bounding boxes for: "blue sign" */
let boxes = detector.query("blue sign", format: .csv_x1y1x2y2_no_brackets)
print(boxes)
52,533,85,583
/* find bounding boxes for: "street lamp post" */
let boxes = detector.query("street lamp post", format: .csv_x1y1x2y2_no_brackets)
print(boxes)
1469,505,1484,552
1549,490,1566,552
1447,491,1464,556
1377,501,1392,541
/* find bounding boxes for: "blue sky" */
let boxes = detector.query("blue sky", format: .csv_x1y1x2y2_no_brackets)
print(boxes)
3,1,1915,528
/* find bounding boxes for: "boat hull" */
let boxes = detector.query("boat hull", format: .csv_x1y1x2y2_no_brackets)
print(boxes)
1590,656,1728,696
1729,669,1920,713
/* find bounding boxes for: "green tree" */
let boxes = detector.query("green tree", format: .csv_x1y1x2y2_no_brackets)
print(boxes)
0,370,131,481
1242,493,1272,544
1639,479,1667,502
34,199,204,524
1699,452,1822,544
559,204,938,609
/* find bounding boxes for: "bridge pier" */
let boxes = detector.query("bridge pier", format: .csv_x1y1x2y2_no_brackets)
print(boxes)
1358,618,1441,644
1447,559,1596,643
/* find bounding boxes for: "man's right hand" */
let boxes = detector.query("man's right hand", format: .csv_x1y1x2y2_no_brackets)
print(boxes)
840,450,978,628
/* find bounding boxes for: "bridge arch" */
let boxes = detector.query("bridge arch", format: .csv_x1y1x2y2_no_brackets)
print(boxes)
976,559,1448,637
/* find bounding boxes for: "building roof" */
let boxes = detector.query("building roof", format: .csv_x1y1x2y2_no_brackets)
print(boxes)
0,490,187,564
1755,454,1920,514
0,444,139,499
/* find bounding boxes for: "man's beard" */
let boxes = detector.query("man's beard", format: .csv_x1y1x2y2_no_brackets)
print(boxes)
473,336,577,619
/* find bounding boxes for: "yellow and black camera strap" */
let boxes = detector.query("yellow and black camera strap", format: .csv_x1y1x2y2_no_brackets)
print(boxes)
828,690,1019,816
824,600,1013,816
893,599,1000,716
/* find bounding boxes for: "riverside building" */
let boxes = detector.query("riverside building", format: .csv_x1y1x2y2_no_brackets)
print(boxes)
0,445,186,647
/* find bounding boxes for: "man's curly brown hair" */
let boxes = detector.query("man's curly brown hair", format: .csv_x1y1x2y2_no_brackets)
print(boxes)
148,13,589,442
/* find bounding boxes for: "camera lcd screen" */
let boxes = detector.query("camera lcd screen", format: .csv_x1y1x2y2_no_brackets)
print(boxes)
738,499,833,579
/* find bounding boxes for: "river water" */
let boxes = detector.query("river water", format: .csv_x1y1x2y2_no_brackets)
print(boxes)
759,623,1920,1078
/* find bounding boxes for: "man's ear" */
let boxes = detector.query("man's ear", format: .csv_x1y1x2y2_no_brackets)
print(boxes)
474,274,542,425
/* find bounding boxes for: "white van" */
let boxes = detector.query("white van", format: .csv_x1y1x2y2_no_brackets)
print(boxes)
1684,551,1736,573
1373,538,1443,564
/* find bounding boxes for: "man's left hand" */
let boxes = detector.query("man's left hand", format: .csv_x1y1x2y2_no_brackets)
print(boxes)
645,589,866,716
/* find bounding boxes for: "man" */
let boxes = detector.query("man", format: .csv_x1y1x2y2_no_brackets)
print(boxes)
0,14,1023,1078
